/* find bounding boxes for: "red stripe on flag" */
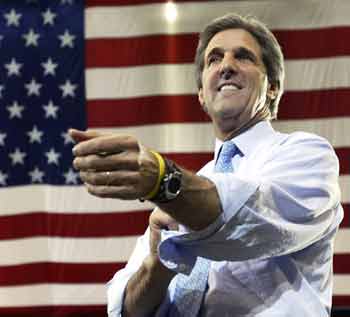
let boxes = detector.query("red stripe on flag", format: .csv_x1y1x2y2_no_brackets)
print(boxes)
164,153,213,172
86,35,196,67
87,96,208,127
0,262,124,286
0,211,149,239
86,28,350,68
274,27,350,60
335,148,350,176
87,90,350,128
334,255,350,274
0,301,347,316
279,89,350,120
4,155,340,238
333,296,350,307
2,201,341,240
0,306,107,317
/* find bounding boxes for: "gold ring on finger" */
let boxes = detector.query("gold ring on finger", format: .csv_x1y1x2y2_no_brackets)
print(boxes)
105,171,112,186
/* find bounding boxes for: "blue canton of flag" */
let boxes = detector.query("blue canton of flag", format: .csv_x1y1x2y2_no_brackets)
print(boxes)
0,0,86,186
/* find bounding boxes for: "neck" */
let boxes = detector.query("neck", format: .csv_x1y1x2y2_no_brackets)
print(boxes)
220,105,271,141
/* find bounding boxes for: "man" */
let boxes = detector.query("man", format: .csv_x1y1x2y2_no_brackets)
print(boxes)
70,13,343,317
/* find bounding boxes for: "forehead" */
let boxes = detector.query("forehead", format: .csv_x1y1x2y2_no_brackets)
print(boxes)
205,28,262,59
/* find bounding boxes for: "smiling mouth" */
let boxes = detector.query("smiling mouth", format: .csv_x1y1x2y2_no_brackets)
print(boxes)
218,83,242,92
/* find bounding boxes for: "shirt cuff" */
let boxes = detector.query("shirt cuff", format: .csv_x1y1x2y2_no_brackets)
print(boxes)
106,270,130,317
158,213,224,275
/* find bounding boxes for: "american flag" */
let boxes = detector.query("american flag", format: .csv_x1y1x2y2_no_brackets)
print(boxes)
0,0,349,316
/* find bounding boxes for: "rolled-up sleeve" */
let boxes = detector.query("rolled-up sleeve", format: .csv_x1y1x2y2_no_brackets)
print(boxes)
158,132,343,273
107,228,151,317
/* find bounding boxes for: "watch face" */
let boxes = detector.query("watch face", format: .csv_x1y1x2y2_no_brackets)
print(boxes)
168,176,181,194
151,160,182,202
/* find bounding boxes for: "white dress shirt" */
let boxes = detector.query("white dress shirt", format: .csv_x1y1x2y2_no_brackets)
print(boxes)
107,121,343,317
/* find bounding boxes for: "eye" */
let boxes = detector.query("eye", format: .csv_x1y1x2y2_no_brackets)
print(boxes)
207,54,221,66
235,50,256,63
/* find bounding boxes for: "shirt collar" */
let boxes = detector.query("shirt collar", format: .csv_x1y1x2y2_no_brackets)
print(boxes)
214,120,276,160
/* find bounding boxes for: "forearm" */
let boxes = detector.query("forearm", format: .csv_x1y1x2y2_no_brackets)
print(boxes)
122,255,176,317
156,167,222,231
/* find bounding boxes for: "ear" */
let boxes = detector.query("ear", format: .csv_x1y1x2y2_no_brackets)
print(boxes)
198,88,207,112
198,88,204,105
267,83,279,100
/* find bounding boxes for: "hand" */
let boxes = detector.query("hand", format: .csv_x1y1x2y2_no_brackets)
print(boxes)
149,208,178,258
69,129,159,200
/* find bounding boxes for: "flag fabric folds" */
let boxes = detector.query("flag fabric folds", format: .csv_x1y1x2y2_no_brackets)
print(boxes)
0,0,349,316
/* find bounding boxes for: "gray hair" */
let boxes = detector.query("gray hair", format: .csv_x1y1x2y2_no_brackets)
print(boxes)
194,13,285,119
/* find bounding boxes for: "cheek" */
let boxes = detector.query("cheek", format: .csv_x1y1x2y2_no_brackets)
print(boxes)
203,68,219,91
251,74,268,97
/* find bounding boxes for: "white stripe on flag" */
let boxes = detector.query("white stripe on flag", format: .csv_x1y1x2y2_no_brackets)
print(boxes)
0,284,107,307
272,118,350,148
97,118,350,149
0,274,348,307
0,237,138,265
334,229,350,254
1,228,350,266
0,174,348,214
86,58,350,100
0,186,153,215
334,275,350,296
85,0,350,39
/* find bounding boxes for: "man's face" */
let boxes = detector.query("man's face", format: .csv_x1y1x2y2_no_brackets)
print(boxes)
198,28,272,139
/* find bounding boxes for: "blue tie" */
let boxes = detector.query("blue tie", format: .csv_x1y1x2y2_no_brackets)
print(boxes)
215,141,237,173
168,141,237,317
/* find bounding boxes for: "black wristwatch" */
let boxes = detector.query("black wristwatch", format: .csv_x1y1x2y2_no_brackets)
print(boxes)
151,159,182,203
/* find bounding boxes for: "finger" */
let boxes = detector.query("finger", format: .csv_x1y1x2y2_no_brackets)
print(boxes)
150,208,178,231
73,151,139,172
85,183,141,200
73,134,139,157
68,129,104,143
80,170,139,186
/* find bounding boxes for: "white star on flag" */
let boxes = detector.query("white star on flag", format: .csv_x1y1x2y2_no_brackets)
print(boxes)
42,8,57,26
61,131,74,145
61,0,74,4
27,125,44,144
0,171,8,186
25,78,42,96
0,85,4,98
43,100,59,119
9,148,27,165
4,9,22,27
22,29,40,47
45,148,61,165
58,29,75,48
64,168,79,184
7,101,25,119
59,80,77,98
41,58,58,76
0,132,7,146
29,167,45,183
4,58,23,77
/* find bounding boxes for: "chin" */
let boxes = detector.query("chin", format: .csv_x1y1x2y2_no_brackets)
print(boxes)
215,105,242,120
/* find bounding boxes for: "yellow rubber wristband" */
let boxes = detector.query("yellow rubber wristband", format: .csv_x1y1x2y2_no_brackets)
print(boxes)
143,150,166,200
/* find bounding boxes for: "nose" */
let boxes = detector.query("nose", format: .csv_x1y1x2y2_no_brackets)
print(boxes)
220,66,236,80
219,54,238,80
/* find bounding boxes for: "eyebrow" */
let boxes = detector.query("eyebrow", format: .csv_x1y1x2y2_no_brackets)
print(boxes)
205,46,259,64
